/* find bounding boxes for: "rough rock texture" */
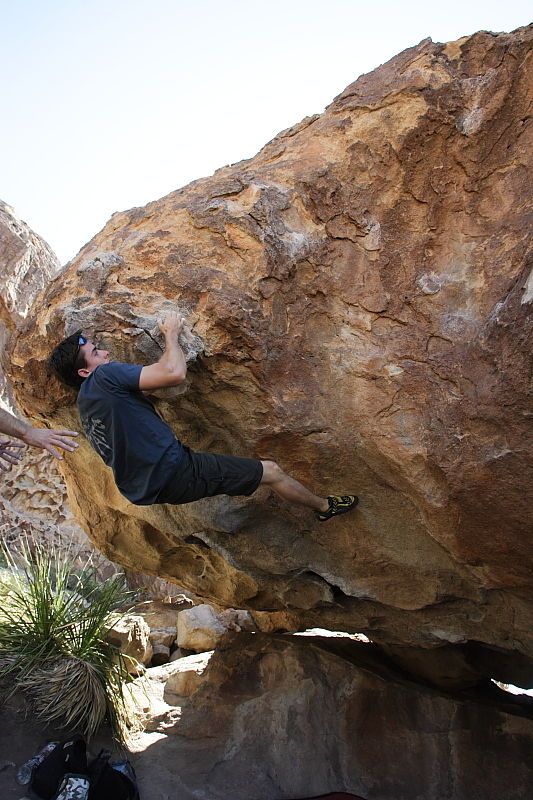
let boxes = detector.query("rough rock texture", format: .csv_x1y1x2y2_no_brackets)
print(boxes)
6,28,533,685
162,651,213,697
177,603,256,652
177,604,228,652
107,614,153,671
128,597,195,629
0,201,59,321
131,633,533,800
0,201,60,407
151,643,171,666
0,445,117,568
149,627,177,648
0,441,190,602
0,202,114,576
1,635,530,800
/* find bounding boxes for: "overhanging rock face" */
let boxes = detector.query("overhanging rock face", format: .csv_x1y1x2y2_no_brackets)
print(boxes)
9,28,533,682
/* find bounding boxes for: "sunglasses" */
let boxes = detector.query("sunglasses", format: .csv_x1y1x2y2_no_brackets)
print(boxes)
74,334,87,363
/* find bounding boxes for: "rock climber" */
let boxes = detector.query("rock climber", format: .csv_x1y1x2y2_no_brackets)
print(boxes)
49,312,358,521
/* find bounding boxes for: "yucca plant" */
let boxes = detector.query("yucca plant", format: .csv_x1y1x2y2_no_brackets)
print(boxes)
0,540,139,741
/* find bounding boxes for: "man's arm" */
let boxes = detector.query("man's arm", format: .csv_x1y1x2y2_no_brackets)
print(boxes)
138,311,188,391
0,407,79,462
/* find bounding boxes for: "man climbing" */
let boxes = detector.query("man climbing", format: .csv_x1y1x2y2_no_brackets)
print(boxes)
49,312,358,521
0,407,78,472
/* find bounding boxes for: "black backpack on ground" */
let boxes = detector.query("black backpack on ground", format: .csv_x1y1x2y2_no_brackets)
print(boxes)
30,737,88,800
87,749,140,800
28,737,139,800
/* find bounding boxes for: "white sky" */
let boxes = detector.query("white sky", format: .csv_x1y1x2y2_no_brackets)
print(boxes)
1,0,531,264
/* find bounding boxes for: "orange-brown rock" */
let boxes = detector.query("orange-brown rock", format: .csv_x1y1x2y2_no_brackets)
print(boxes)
6,28,533,683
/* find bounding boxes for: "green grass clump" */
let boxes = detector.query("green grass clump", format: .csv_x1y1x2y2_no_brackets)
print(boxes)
0,541,138,741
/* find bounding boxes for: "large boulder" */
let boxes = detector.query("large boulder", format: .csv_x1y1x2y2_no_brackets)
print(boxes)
130,633,533,800
6,28,533,684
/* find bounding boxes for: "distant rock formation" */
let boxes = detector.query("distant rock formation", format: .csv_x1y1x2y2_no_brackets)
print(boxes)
0,200,60,406
0,200,60,323
6,27,533,693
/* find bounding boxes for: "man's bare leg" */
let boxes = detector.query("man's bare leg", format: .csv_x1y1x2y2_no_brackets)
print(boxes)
260,460,329,513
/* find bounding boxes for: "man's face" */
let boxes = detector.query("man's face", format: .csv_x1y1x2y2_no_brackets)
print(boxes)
78,339,111,377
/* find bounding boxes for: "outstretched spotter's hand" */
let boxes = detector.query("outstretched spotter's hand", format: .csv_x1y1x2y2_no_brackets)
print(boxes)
159,311,186,337
0,439,24,471
21,428,79,460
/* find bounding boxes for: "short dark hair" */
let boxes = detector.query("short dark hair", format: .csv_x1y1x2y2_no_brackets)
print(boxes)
49,330,87,388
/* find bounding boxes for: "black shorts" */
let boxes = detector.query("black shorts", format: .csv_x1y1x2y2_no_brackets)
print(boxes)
157,448,264,505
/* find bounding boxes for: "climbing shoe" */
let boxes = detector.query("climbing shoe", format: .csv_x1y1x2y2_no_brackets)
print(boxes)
315,495,359,522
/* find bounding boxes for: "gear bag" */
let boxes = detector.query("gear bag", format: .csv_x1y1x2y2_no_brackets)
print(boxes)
27,737,139,800
87,748,139,800
30,737,88,800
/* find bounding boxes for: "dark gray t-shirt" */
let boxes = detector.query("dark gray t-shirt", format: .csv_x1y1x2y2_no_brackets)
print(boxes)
77,362,185,505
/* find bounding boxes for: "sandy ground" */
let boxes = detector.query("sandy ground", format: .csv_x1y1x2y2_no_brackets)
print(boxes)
0,694,182,800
